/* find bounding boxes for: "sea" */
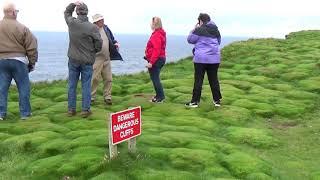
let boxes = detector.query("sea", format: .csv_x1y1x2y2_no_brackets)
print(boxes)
29,32,247,82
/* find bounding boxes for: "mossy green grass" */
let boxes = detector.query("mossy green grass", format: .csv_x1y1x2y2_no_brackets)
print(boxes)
0,30,319,179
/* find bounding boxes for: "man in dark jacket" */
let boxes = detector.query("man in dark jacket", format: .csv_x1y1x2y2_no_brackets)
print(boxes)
91,14,122,105
64,1,102,118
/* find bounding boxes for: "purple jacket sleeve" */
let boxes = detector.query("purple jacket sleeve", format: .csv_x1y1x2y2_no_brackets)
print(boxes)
187,32,200,44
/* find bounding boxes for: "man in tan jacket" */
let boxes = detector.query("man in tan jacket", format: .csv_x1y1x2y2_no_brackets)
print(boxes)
91,14,122,105
0,2,38,120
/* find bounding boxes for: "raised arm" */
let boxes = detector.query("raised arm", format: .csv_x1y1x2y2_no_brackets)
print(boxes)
64,3,77,25
187,31,200,44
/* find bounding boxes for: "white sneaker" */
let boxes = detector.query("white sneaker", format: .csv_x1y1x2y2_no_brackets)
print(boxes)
213,100,221,107
185,102,199,108
0,117,4,121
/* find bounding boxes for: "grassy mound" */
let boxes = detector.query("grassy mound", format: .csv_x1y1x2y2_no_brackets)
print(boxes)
1,30,320,179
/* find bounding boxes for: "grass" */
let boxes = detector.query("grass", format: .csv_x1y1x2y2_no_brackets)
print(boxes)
0,30,320,179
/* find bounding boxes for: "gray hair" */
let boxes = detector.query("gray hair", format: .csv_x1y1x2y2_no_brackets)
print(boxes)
3,2,15,12
76,3,88,15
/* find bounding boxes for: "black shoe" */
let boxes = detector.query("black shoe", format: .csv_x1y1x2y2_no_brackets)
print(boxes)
150,97,164,103
213,100,221,107
185,102,199,108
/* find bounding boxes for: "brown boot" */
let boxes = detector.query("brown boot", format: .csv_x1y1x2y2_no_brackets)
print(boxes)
81,110,92,118
104,99,112,105
67,110,76,117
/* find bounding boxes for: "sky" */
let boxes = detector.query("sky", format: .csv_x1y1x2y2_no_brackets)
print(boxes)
1,0,319,38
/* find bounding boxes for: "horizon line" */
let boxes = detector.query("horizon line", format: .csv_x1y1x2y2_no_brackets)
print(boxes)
32,31,254,38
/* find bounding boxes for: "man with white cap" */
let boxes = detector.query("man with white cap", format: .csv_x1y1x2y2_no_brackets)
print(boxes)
91,14,122,105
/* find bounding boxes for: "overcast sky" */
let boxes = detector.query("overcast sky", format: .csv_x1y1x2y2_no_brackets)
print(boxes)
1,0,319,37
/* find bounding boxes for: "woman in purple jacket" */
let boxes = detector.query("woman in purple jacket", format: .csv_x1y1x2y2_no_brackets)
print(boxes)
185,13,222,108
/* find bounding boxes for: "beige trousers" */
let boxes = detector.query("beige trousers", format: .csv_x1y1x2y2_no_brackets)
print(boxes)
91,59,112,100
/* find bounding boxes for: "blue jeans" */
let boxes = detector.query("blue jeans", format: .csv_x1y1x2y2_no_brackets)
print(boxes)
0,59,31,118
68,61,93,111
148,58,165,100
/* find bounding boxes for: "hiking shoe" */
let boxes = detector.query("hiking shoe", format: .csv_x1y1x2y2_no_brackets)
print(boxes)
67,110,76,117
21,116,30,120
21,114,32,120
104,99,112,105
149,96,156,102
81,110,92,118
213,100,221,107
185,102,199,108
150,97,164,103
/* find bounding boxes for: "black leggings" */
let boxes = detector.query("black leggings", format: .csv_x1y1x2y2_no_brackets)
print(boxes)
191,63,222,103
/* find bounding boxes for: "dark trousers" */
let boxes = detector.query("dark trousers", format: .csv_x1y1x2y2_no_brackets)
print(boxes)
148,58,165,100
191,63,222,103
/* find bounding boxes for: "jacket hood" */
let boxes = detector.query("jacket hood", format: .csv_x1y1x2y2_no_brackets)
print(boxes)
206,21,216,27
192,21,221,44
205,22,218,36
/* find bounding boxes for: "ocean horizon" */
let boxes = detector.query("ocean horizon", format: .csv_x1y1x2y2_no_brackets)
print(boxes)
29,32,248,82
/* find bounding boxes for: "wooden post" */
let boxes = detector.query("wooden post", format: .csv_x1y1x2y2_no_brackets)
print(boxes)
109,134,118,159
108,117,118,159
128,137,137,154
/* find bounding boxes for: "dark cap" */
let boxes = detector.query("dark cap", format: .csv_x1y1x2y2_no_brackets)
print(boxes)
198,13,211,23
76,3,88,15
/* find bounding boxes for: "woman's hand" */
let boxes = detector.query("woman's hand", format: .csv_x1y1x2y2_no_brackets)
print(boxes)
195,23,200,29
190,23,200,32
145,63,152,68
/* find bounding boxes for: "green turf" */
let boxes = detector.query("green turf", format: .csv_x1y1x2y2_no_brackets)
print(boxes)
0,30,320,179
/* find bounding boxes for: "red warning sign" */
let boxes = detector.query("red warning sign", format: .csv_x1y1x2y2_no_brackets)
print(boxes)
110,107,141,145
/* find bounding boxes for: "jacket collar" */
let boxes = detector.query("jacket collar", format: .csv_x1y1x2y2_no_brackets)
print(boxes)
77,15,88,22
152,28,163,34
3,16,16,20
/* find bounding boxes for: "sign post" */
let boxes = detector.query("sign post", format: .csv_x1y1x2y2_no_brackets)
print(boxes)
128,138,136,154
108,121,118,159
109,106,141,159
